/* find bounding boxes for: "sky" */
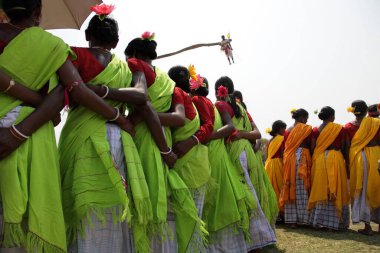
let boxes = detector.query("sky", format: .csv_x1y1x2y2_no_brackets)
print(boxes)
51,0,380,139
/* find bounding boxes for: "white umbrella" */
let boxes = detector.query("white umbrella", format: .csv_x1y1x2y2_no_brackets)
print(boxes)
41,0,103,29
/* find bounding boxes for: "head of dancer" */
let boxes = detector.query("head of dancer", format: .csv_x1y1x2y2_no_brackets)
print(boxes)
317,106,335,123
2,0,42,26
124,32,157,64
85,12,119,50
168,65,191,93
291,108,309,124
215,76,243,118
269,120,287,137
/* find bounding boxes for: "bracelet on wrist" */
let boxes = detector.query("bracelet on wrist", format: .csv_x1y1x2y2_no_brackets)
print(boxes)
109,107,120,122
10,125,30,140
192,135,200,145
100,85,109,99
160,147,172,155
3,79,15,93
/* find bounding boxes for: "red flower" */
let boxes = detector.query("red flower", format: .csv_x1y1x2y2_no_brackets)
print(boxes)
217,85,228,99
91,4,115,16
190,75,205,91
141,31,155,40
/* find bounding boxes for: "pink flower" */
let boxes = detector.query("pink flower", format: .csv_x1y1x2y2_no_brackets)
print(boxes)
217,85,228,99
190,75,205,91
141,31,155,40
91,4,115,16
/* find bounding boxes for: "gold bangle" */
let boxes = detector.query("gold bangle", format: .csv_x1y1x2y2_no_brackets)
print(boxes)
3,79,15,93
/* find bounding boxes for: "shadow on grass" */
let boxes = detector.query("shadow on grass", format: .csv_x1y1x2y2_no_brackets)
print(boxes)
276,224,380,247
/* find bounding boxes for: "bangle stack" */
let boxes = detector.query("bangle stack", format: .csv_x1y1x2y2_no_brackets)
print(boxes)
9,124,30,140
100,85,109,99
109,107,120,122
3,79,15,93
160,147,172,155
192,135,200,145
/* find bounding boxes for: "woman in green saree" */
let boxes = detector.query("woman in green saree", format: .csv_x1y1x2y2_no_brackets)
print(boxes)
0,1,132,253
214,77,276,252
58,12,176,253
125,36,206,253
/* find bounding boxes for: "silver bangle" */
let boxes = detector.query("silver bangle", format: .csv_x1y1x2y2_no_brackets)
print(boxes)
192,135,200,145
160,147,172,155
109,107,120,122
4,79,15,93
11,124,30,139
100,85,109,99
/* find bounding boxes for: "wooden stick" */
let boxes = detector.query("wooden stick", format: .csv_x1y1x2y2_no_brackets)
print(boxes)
156,42,221,59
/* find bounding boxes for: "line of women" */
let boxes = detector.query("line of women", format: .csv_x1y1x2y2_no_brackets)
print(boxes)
0,1,279,253
265,101,380,235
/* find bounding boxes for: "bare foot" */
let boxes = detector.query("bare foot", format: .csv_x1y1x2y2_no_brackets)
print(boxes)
358,228,373,236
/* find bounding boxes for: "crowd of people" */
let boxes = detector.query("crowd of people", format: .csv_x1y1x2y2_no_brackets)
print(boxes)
0,1,379,253
265,102,380,236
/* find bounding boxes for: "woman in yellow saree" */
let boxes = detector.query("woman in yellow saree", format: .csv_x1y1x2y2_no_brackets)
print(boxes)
308,106,350,231
345,100,380,235
279,108,312,227
265,120,287,221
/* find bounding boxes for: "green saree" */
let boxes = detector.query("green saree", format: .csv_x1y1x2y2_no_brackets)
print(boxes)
0,27,69,253
58,55,152,253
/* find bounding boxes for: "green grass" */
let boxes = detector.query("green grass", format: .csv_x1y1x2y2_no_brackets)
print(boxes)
262,223,380,253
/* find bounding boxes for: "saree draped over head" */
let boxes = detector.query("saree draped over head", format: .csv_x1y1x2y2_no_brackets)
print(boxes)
349,117,380,210
308,123,349,218
0,27,70,253
58,55,152,253
279,123,312,209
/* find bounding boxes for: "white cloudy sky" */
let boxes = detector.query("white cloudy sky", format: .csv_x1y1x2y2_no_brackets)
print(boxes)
51,0,380,138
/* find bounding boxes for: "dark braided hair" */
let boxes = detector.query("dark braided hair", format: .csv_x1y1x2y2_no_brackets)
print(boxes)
318,106,335,121
125,38,157,60
215,76,242,118
168,65,190,93
270,120,287,137
351,100,368,117
291,108,309,121
86,15,119,45
232,90,247,110
2,0,41,21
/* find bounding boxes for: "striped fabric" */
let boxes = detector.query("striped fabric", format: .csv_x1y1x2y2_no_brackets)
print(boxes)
70,124,134,253
309,202,350,230
284,148,310,225
239,151,277,250
207,226,247,253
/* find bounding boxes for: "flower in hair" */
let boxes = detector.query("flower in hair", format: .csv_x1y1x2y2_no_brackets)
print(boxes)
314,109,319,115
347,106,355,113
265,128,272,134
91,4,115,20
290,108,297,114
217,85,229,99
141,31,155,41
188,64,197,80
190,75,206,91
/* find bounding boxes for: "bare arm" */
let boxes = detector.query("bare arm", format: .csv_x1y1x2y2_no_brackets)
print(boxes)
235,119,261,141
0,70,44,107
208,110,235,141
86,72,147,105
158,104,186,127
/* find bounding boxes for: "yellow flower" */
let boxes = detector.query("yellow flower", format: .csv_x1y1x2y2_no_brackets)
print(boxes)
290,108,297,114
347,106,355,113
265,128,272,134
188,64,197,80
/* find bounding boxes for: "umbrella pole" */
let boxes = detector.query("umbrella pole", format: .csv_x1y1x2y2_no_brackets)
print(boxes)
156,42,221,60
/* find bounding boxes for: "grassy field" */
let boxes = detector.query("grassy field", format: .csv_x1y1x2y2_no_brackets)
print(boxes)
262,223,380,253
